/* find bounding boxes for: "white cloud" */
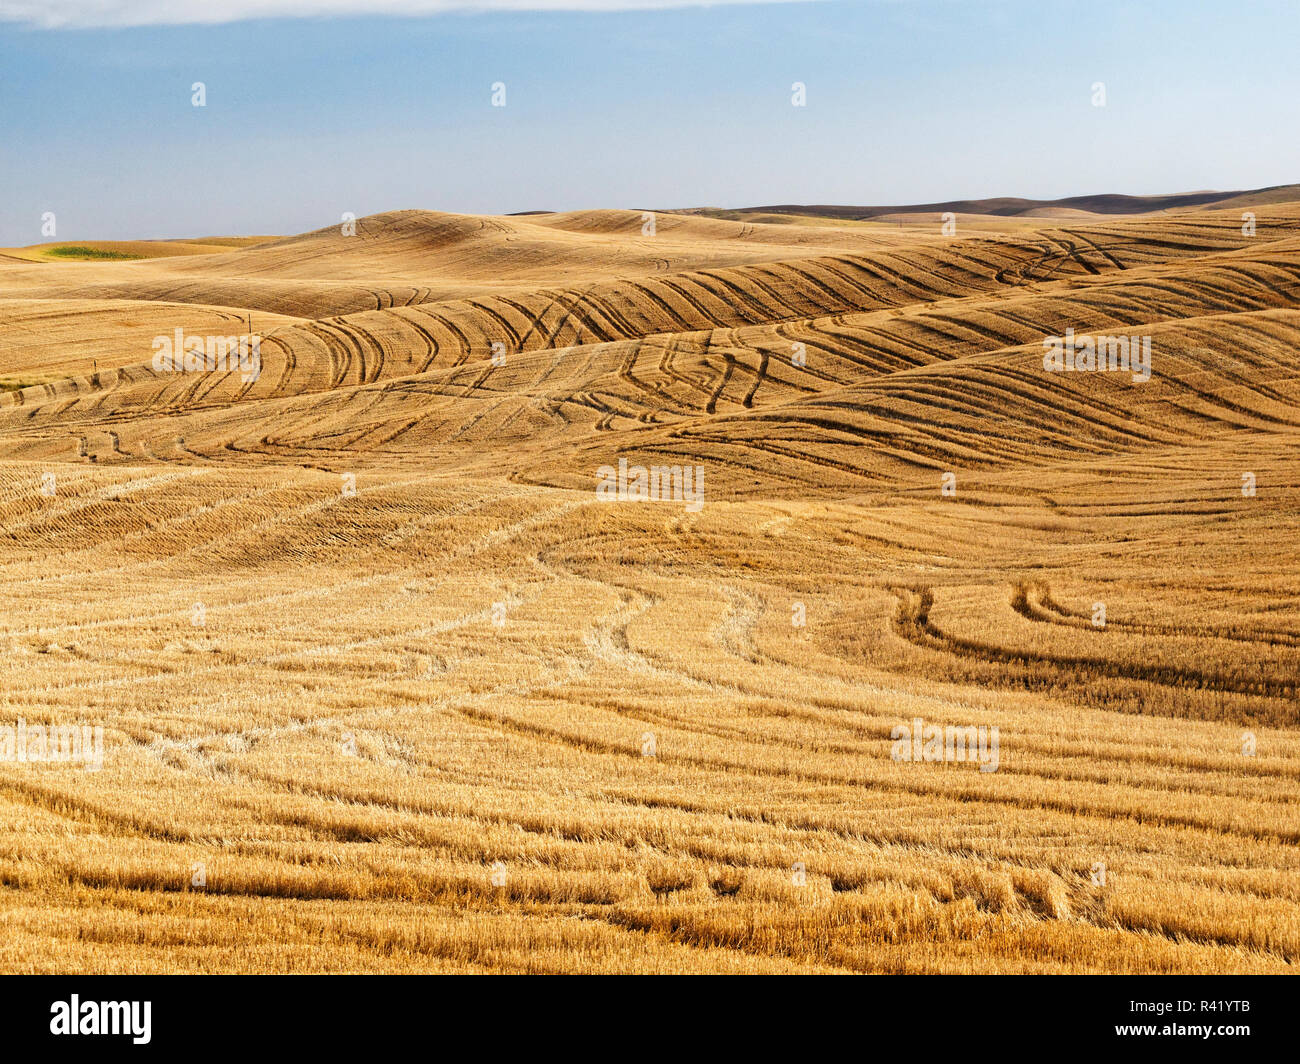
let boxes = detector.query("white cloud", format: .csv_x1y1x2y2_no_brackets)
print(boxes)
1,0,818,30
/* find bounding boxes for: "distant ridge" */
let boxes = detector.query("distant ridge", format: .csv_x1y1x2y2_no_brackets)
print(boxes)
674,183,1300,222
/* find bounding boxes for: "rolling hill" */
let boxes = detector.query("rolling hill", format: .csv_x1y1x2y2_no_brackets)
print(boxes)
2,193,1298,974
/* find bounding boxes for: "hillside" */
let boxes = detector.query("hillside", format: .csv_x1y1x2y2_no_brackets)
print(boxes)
687,182,1300,222
2,197,1299,974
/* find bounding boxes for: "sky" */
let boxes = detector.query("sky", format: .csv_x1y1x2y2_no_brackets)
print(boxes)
0,0,1297,244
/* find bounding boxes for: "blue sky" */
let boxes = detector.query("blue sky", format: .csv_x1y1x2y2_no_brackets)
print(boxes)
1,0,1297,243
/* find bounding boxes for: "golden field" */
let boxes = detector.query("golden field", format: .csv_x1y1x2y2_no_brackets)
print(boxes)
1,197,1299,973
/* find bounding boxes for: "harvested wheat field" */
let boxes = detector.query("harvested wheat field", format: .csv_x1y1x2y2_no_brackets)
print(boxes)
2,197,1299,975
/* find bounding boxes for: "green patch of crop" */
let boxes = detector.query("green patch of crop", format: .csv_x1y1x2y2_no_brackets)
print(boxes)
44,246,141,261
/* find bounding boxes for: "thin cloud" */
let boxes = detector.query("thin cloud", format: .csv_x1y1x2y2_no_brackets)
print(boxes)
1,0,822,30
